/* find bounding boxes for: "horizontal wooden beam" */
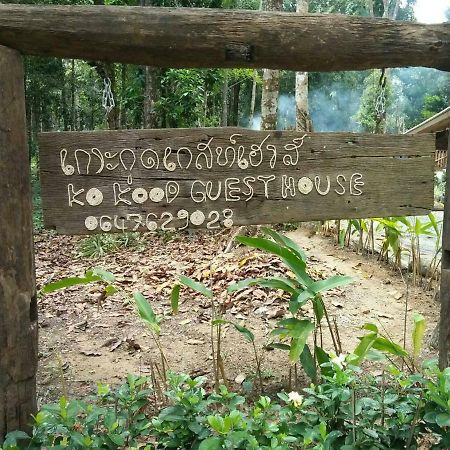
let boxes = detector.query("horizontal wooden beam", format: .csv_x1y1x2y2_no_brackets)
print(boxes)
0,5,449,71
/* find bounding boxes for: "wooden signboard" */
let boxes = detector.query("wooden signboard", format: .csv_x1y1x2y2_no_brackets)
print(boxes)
38,128,435,235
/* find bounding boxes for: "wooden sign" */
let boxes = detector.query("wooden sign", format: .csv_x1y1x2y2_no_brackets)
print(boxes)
38,128,434,235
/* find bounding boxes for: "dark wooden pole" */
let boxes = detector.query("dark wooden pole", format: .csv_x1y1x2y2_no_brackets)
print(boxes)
0,5,449,72
439,121,450,369
0,45,37,442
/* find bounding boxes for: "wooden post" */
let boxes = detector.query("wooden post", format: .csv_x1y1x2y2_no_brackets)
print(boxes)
0,45,37,442
439,121,450,369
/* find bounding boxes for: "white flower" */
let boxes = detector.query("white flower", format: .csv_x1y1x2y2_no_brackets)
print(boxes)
288,391,303,408
331,353,347,370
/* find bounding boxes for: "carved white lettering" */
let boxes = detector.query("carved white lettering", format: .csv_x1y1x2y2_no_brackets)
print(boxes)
190,210,206,226
113,182,131,206
282,175,296,198
335,174,346,195
225,178,241,201
85,216,98,231
350,173,364,196
132,188,148,204
68,184,85,207
298,177,313,195
85,187,103,206
314,175,331,196
257,175,276,199
149,187,165,203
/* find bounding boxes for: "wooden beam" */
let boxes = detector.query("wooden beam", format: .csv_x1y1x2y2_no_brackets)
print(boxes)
439,119,450,370
0,5,449,71
0,45,37,442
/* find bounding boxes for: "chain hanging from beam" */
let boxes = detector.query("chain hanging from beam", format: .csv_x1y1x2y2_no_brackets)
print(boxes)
102,77,115,114
375,68,387,118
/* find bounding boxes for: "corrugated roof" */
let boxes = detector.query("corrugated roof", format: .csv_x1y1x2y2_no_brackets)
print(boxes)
405,106,450,134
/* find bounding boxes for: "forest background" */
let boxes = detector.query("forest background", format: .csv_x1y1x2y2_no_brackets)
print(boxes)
4,0,450,198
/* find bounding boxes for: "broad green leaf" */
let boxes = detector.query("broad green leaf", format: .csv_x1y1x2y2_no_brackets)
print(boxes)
268,343,291,351
289,290,313,315
179,275,213,299
362,323,378,333
92,267,115,283
105,285,119,297
228,277,297,294
372,337,408,357
107,433,125,446
41,273,101,294
198,436,222,450
300,344,316,382
277,319,314,363
412,313,426,358
350,332,378,366
261,227,307,260
312,296,325,323
412,312,426,358
290,337,304,363
133,292,160,335
236,235,313,288
232,323,255,343
315,346,330,366
436,413,450,427
171,284,180,314
207,415,224,433
428,212,441,236
309,275,354,295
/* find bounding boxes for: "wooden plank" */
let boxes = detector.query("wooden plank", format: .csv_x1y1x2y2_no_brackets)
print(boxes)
439,119,450,370
0,45,37,443
0,5,449,72
38,128,434,235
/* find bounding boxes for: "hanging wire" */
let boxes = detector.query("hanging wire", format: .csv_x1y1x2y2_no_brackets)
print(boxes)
375,68,387,118
102,77,115,114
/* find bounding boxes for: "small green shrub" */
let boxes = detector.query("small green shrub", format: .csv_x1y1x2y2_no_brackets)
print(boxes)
3,363,449,449
78,232,145,258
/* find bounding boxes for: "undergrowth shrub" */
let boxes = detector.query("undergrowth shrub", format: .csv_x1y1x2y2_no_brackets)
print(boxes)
78,232,145,258
2,363,449,449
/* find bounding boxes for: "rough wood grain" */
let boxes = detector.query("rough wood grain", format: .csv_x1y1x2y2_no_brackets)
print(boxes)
0,5,449,71
439,120,450,370
0,45,37,443
38,128,434,235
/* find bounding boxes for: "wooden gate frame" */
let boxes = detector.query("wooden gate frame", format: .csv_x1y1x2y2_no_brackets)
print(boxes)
0,5,449,440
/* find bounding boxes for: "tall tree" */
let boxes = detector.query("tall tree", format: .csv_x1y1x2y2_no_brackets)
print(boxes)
295,0,310,132
260,0,282,130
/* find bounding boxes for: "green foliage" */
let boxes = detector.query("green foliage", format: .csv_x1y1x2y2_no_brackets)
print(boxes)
3,364,449,449
421,95,448,120
230,227,354,377
78,232,145,258
30,156,43,231
41,267,115,294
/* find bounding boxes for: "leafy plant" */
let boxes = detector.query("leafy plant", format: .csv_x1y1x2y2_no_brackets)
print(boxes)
4,364,449,449
229,227,354,385
78,232,145,259
133,291,169,387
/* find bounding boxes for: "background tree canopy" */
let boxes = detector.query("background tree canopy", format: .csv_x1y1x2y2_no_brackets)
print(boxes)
4,0,449,155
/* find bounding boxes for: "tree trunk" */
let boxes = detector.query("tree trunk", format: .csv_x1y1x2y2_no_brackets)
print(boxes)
295,0,310,132
232,81,240,126
71,59,76,130
221,71,229,127
261,0,283,131
249,71,258,128
0,44,37,443
119,63,127,129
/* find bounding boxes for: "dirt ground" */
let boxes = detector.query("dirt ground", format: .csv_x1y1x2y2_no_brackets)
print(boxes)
35,225,440,406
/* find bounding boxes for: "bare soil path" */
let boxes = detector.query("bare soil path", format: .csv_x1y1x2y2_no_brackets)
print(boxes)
35,226,439,405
